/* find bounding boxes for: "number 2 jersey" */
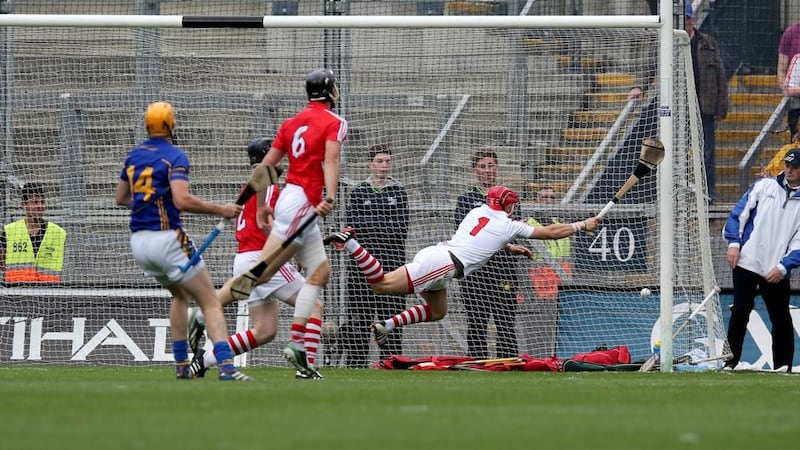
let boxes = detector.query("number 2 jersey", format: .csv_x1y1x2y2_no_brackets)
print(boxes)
120,137,189,232
444,204,535,278
235,183,280,253
272,101,347,205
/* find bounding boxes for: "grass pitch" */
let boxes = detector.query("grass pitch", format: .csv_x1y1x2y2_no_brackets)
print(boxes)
0,366,795,450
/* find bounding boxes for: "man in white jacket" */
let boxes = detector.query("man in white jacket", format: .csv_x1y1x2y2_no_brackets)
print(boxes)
723,149,800,371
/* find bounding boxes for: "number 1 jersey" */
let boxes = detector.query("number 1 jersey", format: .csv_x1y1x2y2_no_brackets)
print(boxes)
445,204,534,277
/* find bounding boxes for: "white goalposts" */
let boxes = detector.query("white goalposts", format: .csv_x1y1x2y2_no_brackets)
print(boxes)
0,8,726,371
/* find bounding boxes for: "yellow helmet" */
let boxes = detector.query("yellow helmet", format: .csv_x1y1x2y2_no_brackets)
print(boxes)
144,101,175,138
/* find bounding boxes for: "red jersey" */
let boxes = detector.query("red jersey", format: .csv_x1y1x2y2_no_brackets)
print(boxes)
272,102,347,204
235,183,279,253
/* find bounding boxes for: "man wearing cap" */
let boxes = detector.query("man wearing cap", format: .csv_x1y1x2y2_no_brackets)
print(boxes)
722,148,800,371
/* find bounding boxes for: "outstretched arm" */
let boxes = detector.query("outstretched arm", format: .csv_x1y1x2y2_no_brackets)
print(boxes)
531,216,600,240
171,179,241,218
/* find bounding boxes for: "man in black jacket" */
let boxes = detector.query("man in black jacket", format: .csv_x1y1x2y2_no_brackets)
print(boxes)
342,145,410,367
454,150,519,359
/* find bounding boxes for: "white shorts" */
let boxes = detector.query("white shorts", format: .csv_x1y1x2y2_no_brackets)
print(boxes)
130,230,204,287
405,244,457,293
271,183,327,271
233,250,304,306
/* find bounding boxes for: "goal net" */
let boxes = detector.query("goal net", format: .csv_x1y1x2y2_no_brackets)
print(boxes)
0,7,727,369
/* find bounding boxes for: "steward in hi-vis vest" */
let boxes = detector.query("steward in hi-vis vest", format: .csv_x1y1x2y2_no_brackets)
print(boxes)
526,187,573,300
0,183,67,283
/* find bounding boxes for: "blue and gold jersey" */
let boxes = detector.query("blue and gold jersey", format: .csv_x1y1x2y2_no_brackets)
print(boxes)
120,137,190,232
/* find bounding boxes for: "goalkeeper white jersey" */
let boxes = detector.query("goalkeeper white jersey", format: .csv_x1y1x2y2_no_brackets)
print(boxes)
444,204,534,277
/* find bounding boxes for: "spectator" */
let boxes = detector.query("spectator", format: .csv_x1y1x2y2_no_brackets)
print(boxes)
685,2,728,203
454,150,520,359
342,144,410,367
1,183,66,284
526,187,573,300
722,148,800,371
630,3,727,202
760,122,800,177
778,21,800,137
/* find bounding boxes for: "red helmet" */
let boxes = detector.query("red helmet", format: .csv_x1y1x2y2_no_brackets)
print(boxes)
486,186,518,212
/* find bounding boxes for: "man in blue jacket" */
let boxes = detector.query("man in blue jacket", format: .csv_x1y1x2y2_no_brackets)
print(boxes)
723,149,800,371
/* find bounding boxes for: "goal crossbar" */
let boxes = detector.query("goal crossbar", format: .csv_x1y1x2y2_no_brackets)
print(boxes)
0,14,661,29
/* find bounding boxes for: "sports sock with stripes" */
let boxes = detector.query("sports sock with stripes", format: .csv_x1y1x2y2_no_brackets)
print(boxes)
347,241,384,283
290,323,306,351
385,304,432,331
304,317,322,367
228,329,257,355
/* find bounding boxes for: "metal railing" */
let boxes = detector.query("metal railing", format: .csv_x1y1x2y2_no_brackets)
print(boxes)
738,96,789,186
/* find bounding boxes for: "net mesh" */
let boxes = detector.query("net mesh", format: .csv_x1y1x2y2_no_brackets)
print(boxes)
0,7,726,368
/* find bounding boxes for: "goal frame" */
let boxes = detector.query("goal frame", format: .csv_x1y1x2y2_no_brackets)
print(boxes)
0,7,708,372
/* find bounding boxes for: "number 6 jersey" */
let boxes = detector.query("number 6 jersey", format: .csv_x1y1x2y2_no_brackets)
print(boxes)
271,101,347,205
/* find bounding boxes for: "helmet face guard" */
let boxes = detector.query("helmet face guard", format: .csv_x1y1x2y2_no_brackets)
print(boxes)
247,137,272,166
486,185,519,215
305,69,339,105
144,101,175,139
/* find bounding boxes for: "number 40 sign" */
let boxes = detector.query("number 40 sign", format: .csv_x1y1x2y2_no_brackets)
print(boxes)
573,218,648,272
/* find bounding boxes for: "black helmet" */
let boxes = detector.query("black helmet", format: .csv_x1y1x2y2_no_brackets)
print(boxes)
246,137,272,166
305,69,339,104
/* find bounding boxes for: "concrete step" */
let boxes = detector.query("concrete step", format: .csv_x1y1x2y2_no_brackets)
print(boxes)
549,146,597,159
561,128,608,141
716,183,743,203
717,147,745,160
554,55,605,71
730,93,783,107
721,111,772,124
586,92,627,110
526,181,574,197
716,129,759,143
573,110,620,125
538,163,593,175
595,73,635,88
729,75,778,89
714,165,743,178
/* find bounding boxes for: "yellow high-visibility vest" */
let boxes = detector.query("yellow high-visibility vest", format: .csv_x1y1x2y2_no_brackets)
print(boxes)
526,217,572,300
527,217,571,259
3,219,66,283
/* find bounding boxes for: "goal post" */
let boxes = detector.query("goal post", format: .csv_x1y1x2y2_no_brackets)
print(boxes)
0,11,726,371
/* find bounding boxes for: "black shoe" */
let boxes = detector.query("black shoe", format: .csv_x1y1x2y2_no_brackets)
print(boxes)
189,348,207,378
295,367,325,380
